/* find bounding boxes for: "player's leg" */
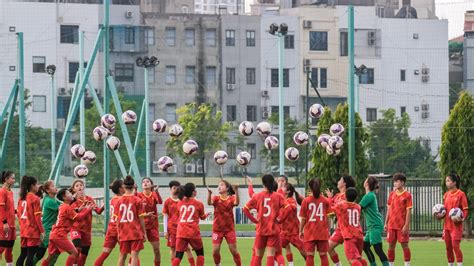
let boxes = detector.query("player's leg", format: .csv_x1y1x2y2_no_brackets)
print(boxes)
67,233,82,266
17,246,28,266
225,231,241,266
185,245,195,266
211,232,223,266
94,235,117,266
149,240,161,266
386,229,397,265
363,232,376,266
253,235,266,266
316,241,329,266
290,235,306,259
272,236,284,266
284,245,294,266
450,229,463,266
443,230,455,265
401,241,411,266
172,238,189,266
371,227,389,266
130,250,140,266
303,241,315,266
118,253,127,266
189,238,204,266
26,245,39,265
328,229,343,266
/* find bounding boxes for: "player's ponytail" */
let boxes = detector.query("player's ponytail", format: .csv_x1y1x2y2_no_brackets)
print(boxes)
123,175,135,190
262,174,276,193
447,173,461,189
177,185,185,200
286,183,295,198
310,178,321,198
1,171,13,184
109,179,124,195
19,175,38,200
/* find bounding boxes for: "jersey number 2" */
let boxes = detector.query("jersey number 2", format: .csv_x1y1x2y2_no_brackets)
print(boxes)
20,201,27,219
308,202,324,222
180,205,196,222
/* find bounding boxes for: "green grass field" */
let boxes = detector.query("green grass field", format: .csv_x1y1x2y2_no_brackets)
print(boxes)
4,237,473,265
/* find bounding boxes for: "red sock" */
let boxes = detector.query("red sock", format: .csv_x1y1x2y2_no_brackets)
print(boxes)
360,258,368,266
66,255,76,266
320,253,329,266
213,252,221,264
286,253,293,262
78,253,88,266
276,253,285,266
253,256,262,266
0,247,4,254
403,247,411,262
388,249,395,262
94,252,110,266
306,255,314,266
453,240,463,263
41,256,50,266
266,256,275,266
351,260,362,266
188,257,195,266
154,261,160,266
330,253,340,263
5,247,13,263
196,255,204,266
172,257,182,266
233,253,242,266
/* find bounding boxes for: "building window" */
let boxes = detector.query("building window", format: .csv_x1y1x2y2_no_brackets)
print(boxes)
246,68,256,85
165,103,177,121
226,30,235,46
185,66,195,84
165,27,176,46
226,68,236,84
185,28,195,47
247,105,257,121
246,30,256,47
400,106,406,116
284,35,294,49
309,31,328,51
228,144,236,159
124,27,135,44
400,69,406,81
206,66,216,85
320,68,327,88
227,105,236,121
247,143,257,159
32,56,46,73
165,66,176,84
376,6,385,18
359,68,374,84
271,106,290,119
366,108,377,122
206,29,216,47
145,28,154,45
115,63,134,82
60,25,79,44
340,31,348,56
32,96,46,112
149,103,155,122
271,69,289,87
68,62,87,83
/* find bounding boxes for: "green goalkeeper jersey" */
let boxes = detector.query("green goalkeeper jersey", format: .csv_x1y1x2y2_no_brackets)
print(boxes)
42,195,60,230
359,191,384,229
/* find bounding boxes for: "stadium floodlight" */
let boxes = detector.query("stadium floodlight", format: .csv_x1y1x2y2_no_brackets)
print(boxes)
269,23,279,35
354,64,368,76
150,56,160,67
45,65,56,76
136,57,144,67
279,23,288,35
143,57,151,68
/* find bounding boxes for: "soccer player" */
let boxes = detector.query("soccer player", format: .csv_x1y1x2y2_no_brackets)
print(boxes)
277,175,304,204
360,176,389,266
243,174,286,266
115,176,147,266
207,180,241,266
332,188,367,266
0,171,16,266
384,173,413,266
435,173,468,266
17,175,44,266
325,175,356,266
163,180,196,266
172,183,208,266
94,179,124,266
299,178,331,266
67,179,104,266
41,188,93,266
137,177,163,266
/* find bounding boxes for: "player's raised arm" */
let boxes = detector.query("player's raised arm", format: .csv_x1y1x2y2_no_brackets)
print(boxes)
206,186,213,206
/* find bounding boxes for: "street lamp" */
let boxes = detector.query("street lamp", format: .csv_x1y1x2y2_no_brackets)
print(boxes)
354,64,367,112
45,65,56,167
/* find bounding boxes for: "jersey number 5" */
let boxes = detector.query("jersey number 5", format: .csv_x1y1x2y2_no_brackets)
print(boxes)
180,205,196,223
263,198,271,217
20,201,27,219
308,202,324,222
119,204,134,223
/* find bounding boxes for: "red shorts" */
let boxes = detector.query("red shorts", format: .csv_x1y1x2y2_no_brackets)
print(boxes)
176,238,203,252
281,234,304,251
212,231,237,245
48,238,77,255
329,228,344,244
387,229,410,244
146,228,160,242
20,237,41,247
167,232,177,248
70,230,92,247
255,235,281,249
119,240,144,254
343,238,364,261
103,234,118,249
443,229,463,242
303,240,329,253
0,227,16,241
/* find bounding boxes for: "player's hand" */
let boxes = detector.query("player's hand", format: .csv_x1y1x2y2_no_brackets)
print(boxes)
40,232,45,241
232,185,239,191
164,232,169,239
206,186,212,194
384,224,388,231
3,224,9,234
299,231,304,239
402,225,409,234
246,176,253,184
154,185,160,192
434,213,444,220
452,216,463,223
325,189,333,198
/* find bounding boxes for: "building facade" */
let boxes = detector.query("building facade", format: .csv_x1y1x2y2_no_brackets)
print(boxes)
464,11,474,95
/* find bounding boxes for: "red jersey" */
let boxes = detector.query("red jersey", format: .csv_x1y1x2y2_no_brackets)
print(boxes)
443,189,468,231
163,197,180,234
333,201,363,240
50,204,79,240
114,195,146,241
280,197,300,236
299,196,331,241
106,196,121,237
176,198,206,239
387,190,413,230
71,195,99,233
0,188,15,227
331,192,346,205
211,195,236,232
244,191,286,236
137,191,162,229
17,193,44,238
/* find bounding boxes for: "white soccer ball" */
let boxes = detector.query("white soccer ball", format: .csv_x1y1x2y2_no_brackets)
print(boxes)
106,136,121,151
256,122,272,137
285,147,300,161
183,140,199,155
449,207,463,221
157,156,174,172
74,165,89,178
264,136,279,150
93,126,110,141
317,134,331,148
432,204,446,218
239,121,254,136
70,144,86,158
328,136,344,149
326,145,335,155
122,110,137,125
309,104,324,119
214,150,228,165
152,119,167,133
169,124,184,138
81,151,96,164
330,123,345,136
237,151,251,166
293,131,309,146
101,114,116,129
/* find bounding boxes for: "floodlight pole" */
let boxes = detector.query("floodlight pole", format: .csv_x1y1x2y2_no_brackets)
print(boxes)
103,0,111,231
348,6,356,176
129,100,145,175
277,32,285,176
144,67,150,177
50,73,56,166
80,31,86,148
0,82,19,170
17,32,26,177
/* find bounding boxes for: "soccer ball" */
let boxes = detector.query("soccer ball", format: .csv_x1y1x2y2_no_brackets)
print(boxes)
169,124,184,138
237,151,251,166
81,151,96,164
214,150,228,165
309,104,324,119
449,207,463,221
256,122,272,137
432,204,446,218
183,140,199,155
157,156,174,172
293,131,309,146
122,110,137,125
101,114,116,129
106,136,121,151
239,121,254,136
264,136,279,150
328,136,344,149
93,126,110,141
326,145,335,155
70,144,86,158
330,123,345,136
285,147,300,161
74,165,88,178
152,119,167,133
317,134,331,148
